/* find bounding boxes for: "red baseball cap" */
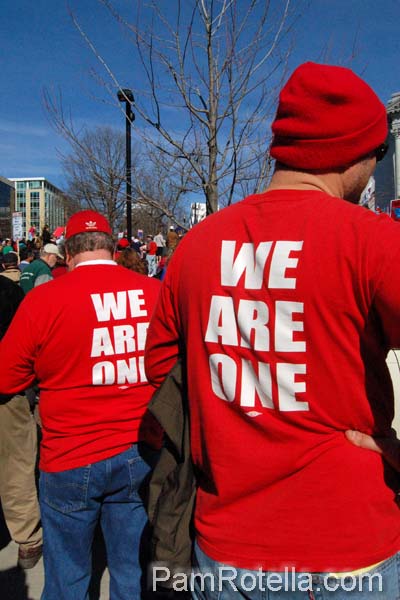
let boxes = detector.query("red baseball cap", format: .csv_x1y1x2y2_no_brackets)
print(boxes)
65,210,112,239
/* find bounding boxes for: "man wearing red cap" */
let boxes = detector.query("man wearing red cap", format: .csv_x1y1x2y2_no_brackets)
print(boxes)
0,210,161,599
145,63,400,597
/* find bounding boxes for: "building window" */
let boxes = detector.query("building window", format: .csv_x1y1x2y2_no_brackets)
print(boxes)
16,182,26,190
29,181,42,189
30,192,40,201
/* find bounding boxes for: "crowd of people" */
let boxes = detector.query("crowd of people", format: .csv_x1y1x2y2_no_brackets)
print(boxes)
1,61,400,600
0,224,181,283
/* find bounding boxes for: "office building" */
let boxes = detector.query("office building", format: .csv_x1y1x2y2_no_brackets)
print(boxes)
8,177,66,239
0,176,15,239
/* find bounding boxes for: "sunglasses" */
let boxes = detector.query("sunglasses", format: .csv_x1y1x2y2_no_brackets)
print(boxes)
374,142,388,162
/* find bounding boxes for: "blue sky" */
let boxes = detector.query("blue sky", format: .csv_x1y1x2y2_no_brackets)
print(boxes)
1,0,399,190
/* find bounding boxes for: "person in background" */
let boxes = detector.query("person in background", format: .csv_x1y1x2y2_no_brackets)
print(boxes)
145,62,400,598
116,247,148,276
1,252,21,283
0,276,42,570
132,236,142,254
2,238,14,255
145,235,158,277
41,225,51,246
166,226,179,252
0,210,162,599
20,243,63,293
154,255,168,281
114,237,131,262
154,230,166,262
19,248,35,272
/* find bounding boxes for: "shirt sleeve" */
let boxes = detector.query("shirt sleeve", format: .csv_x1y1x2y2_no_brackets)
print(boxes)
373,264,400,349
0,296,38,394
145,276,181,387
370,218,400,349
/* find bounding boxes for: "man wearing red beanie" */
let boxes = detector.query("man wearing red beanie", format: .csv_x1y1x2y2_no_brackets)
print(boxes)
145,63,400,597
0,210,161,599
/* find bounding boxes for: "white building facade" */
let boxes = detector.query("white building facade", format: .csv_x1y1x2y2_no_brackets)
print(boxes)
374,92,400,212
387,92,400,200
190,202,207,227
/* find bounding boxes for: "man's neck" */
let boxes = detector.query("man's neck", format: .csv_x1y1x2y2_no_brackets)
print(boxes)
67,250,114,270
266,165,344,199
41,256,53,267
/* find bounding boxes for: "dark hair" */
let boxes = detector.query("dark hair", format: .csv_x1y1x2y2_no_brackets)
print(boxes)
2,252,18,266
65,232,114,258
116,248,148,275
19,248,34,261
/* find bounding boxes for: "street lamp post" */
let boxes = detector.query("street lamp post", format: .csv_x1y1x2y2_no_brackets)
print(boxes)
117,89,135,241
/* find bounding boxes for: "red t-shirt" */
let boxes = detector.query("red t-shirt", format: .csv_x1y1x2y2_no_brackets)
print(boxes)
0,262,161,472
145,190,400,571
148,241,157,255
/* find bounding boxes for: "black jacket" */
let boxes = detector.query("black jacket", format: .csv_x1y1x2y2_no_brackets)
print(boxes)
0,276,24,403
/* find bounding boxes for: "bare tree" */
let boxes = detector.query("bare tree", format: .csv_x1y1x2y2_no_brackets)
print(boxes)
66,0,300,214
132,149,193,227
57,125,126,230
44,91,191,231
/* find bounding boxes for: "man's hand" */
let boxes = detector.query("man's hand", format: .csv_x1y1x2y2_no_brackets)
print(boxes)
345,430,383,454
345,429,400,471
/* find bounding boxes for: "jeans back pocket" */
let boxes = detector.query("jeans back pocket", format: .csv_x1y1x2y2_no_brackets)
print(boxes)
41,466,91,513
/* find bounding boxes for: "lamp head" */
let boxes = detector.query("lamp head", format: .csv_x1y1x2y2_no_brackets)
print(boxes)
117,88,134,103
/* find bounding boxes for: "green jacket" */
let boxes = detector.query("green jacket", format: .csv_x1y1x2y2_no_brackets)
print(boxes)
20,258,52,294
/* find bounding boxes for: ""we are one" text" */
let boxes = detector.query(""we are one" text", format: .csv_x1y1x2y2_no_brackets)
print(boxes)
205,240,308,413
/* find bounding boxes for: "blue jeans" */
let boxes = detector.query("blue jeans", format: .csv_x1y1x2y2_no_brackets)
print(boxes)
146,255,157,277
39,443,159,600
192,542,400,599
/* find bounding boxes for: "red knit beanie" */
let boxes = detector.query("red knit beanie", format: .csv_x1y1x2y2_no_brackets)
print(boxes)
270,62,388,170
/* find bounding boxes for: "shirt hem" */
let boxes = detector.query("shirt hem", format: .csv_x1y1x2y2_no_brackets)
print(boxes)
39,442,133,473
197,536,400,573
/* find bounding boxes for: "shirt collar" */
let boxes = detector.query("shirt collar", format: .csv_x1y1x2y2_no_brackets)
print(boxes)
75,260,117,268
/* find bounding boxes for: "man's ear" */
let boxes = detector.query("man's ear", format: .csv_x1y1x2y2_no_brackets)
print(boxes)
65,253,75,271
